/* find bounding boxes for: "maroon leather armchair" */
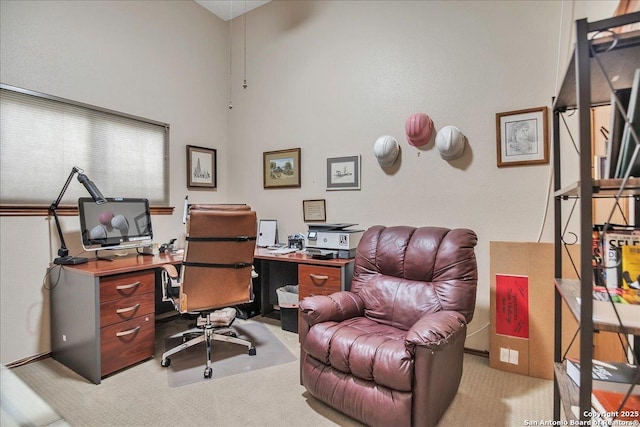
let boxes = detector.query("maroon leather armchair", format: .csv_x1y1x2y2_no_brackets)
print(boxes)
299,225,478,427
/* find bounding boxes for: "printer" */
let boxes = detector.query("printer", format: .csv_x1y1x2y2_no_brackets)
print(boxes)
305,223,364,259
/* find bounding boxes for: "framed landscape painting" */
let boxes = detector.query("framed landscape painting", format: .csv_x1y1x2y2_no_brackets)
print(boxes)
263,148,301,189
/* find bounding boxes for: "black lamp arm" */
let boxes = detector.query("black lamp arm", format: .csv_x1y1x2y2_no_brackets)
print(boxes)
50,205,69,257
49,166,82,257
49,167,106,263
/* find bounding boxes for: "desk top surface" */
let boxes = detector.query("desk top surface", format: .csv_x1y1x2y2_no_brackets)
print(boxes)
59,253,183,277
61,249,354,277
254,248,354,267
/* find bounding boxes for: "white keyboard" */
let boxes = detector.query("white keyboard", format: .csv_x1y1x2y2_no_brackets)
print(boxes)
269,247,297,254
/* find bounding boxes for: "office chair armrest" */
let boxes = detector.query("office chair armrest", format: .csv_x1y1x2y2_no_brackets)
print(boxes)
161,264,180,303
299,291,364,326
405,311,466,354
161,264,179,279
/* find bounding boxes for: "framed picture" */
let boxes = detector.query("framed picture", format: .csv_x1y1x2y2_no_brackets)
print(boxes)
496,107,549,167
327,155,361,190
263,148,301,188
187,145,217,189
303,199,326,222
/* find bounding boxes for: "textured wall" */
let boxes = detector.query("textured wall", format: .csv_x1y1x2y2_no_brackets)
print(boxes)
0,0,618,363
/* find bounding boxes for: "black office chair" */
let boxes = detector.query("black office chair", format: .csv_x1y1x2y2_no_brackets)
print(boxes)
159,204,258,378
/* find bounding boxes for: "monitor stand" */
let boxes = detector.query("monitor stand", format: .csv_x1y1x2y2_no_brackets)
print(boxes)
94,249,115,262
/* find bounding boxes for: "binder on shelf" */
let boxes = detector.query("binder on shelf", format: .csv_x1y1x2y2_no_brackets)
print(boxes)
605,87,632,179
614,68,640,178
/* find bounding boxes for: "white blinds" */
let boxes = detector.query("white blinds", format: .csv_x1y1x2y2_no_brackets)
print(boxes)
0,86,169,206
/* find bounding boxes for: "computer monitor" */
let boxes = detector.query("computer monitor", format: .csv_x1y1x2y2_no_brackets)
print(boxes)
78,197,153,251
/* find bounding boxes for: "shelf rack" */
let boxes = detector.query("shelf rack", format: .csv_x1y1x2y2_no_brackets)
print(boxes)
552,12,640,423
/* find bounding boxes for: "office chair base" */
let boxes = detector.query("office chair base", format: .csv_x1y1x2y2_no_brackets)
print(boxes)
160,325,257,378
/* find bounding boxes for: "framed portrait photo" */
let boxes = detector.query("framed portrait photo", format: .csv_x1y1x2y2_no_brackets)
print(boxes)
327,155,361,190
496,106,549,167
263,148,301,189
187,145,217,189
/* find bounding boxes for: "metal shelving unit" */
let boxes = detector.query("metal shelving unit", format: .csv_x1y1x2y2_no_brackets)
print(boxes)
552,13,640,423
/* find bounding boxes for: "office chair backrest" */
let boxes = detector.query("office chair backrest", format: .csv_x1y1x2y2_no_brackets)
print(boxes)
179,204,257,312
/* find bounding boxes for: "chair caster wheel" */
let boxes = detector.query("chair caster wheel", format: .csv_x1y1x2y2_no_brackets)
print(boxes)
161,358,171,367
249,347,257,356
204,367,212,379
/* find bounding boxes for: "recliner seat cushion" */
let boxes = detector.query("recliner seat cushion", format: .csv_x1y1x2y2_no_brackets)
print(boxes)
302,317,412,391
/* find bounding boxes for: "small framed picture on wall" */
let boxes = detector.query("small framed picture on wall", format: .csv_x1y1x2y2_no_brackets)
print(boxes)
326,155,361,190
303,199,326,222
496,106,549,167
263,148,301,189
187,145,217,189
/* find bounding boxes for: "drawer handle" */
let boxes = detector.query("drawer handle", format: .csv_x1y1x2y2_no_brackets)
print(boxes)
310,274,329,286
116,326,140,337
116,281,141,291
116,304,140,314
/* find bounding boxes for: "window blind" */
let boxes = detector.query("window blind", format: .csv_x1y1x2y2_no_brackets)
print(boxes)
0,85,169,207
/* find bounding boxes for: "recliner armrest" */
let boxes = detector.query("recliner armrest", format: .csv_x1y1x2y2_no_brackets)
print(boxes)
405,311,466,354
299,291,364,326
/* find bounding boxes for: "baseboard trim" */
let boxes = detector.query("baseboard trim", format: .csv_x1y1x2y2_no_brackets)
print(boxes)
5,352,51,368
464,347,489,358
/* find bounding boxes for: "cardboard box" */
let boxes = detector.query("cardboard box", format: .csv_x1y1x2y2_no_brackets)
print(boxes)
490,242,581,379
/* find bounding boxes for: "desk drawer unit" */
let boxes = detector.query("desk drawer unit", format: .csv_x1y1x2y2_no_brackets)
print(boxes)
100,314,155,377
100,270,155,301
298,264,341,299
99,270,156,376
100,293,155,327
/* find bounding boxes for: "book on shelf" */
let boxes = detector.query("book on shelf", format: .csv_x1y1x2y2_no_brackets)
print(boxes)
620,245,640,304
597,224,640,289
591,389,640,423
565,357,639,394
593,227,605,287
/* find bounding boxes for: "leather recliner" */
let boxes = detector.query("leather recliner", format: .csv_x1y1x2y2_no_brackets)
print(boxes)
299,225,478,427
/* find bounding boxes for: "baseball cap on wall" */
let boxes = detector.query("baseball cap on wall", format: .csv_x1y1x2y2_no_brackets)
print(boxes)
373,135,400,167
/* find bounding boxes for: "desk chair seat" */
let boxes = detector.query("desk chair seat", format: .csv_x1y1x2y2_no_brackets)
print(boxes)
160,205,258,379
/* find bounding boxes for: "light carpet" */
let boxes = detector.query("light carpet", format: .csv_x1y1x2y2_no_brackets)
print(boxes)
159,317,297,387
6,317,554,426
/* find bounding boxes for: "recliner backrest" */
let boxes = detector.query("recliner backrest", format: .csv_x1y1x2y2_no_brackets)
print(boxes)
351,225,478,330
179,204,257,312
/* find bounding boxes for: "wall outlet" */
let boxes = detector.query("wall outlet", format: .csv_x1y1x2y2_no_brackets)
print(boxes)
499,347,519,365
500,347,510,363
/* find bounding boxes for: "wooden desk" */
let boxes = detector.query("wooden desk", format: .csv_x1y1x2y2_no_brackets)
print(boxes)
254,248,355,315
49,253,182,384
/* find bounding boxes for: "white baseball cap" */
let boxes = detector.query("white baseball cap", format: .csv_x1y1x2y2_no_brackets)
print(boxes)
435,126,466,160
373,135,400,167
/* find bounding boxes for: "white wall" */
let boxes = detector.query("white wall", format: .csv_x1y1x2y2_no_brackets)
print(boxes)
0,0,620,364
0,0,229,364
226,0,619,351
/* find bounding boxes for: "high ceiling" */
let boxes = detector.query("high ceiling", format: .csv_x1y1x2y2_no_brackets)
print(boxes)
194,0,271,21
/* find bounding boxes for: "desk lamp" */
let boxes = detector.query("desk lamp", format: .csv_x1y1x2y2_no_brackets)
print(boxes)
50,166,107,265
